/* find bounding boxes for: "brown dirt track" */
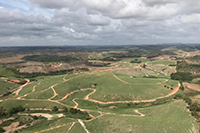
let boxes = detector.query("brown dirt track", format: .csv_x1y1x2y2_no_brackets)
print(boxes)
183,82,200,92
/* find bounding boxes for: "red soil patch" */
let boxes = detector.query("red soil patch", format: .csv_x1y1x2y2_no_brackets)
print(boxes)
108,106,117,109
10,80,21,83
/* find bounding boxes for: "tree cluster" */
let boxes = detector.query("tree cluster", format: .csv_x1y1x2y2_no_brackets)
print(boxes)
0,105,25,118
170,72,193,82
130,59,142,63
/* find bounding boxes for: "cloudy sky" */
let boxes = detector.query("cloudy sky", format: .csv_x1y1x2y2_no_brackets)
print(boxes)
0,0,200,46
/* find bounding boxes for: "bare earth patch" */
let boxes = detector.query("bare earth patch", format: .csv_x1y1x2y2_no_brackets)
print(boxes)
19,113,64,120
183,82,200,92
2,122,19,133
7,61,87,73
134,110,145,116
0,55,25,64
108,106,117,109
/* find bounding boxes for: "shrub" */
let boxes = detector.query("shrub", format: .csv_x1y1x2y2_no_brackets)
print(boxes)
52,106,58,112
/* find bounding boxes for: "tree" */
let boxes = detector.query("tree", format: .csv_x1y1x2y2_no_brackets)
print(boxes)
8,105,25,116
130,59,141,64
63,107,68,113
0,106,6,118
142,64,146,68
0,127,5,133
180,84,184,91
52,106,58,112
189,103,200,112
93,84,97,87
70,108,78,114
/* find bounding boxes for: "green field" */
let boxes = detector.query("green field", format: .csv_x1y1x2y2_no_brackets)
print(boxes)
20,72,177,102
0,56,199,133
0,65,16,77
16,100,199,133
60,90,93,107
19,117,75,133
0,79,19,95
33,75,66,92
148,59,175,65
85,100,199,133
0,100,64,110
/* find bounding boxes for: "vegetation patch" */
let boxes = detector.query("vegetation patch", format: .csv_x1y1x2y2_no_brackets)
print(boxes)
22,54,86,63
170,72,193,82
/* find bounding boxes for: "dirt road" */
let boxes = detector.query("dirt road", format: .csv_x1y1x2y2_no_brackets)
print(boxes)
134,110,145,116
72,98,78,108
14,79,30,95
66,122,76,133
78,119,90,133
32,82,40,92
84,83,180,105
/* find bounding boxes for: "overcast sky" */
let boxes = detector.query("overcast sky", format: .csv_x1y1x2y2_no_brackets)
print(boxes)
0,0,200,46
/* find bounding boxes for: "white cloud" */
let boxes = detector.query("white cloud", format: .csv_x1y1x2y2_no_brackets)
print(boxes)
87,14,110,25
94,26,103,33
29,0,78,9
1,0,200,46
62,26,98,40
181,14,200,23
62,27,75,33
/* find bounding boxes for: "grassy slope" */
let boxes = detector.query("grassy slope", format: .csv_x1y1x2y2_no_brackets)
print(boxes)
34,75,65,92
88,73,173,101
22,72,177,102
0,79,19,95
0,58,198,133
24,89,54,99
148,59,175,65
85,100,199,133
18,82,38,97
18,74,76,97
20,118,74,133
60,90,93,107
0,100,64,110
0,65,16,77
68,122,85,133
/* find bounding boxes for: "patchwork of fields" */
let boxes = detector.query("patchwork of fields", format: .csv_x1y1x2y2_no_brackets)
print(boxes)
0,57,199,133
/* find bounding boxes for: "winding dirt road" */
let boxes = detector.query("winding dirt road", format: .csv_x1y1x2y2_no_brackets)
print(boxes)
35,123,68,133
83,83,180,105
78,119,90,133
113,74,169,85
48,86,58,100
14,79,30,96
4,72,181,133
66,122,76,133
58,88,91,101
72,98,79,108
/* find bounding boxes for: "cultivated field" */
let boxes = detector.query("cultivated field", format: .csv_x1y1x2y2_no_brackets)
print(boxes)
15,72,178,103
0,79,19,95
0,55,199,133
85,100,199,133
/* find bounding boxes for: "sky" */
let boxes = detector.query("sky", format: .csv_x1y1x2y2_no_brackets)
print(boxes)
0,0,200,46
